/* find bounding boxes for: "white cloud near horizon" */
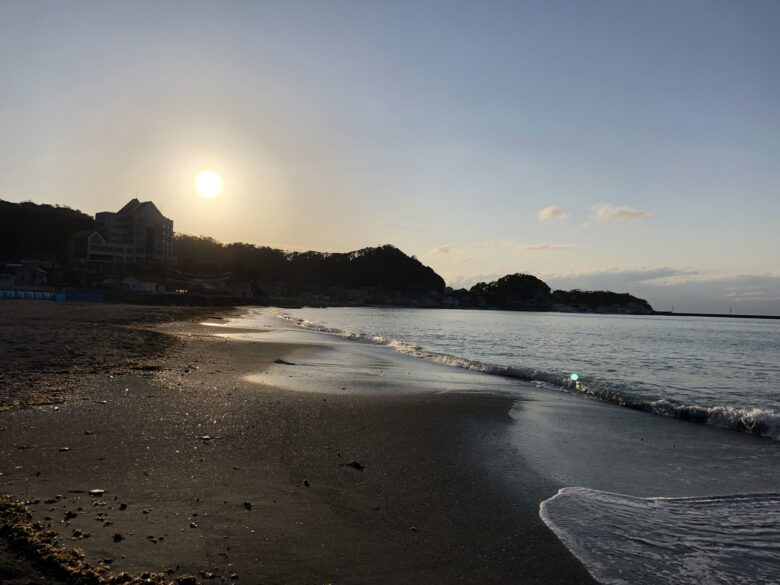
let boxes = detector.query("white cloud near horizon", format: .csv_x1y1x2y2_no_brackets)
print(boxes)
426,244,456,257
543,268,780,314
521,243,572,251
446,267,780,314
538,206,568,220
425,244,473,263
591,203,654,221
478,240,573,252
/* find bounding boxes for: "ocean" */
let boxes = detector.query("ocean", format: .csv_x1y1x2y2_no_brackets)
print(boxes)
275,307,780,439
225,306,780,584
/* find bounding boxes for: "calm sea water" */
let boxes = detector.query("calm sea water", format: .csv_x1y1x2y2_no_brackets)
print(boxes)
276,307,780,439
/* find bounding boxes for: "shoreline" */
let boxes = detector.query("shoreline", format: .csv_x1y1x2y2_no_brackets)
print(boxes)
1,303,596,584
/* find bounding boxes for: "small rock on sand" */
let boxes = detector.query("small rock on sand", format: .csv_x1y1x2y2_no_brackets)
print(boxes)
343,460,366,472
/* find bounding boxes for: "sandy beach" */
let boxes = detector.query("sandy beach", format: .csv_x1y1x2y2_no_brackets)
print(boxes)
0,302,595,584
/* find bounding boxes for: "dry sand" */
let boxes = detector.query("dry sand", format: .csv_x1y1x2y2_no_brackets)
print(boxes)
0,302,595,584
0,301,233,411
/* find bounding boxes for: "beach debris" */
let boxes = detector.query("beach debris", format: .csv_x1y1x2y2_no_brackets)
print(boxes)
274,358,295,365
200,570,217,579
88,489,105,497
189,521,198,528
243,501,252,511
303,479,310,488
112,532,124,542
342,460,366,472
59,447,71,452
230,573,239,580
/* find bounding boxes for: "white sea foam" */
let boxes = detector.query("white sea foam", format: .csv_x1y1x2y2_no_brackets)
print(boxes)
274,311,780,439
540,487,780,585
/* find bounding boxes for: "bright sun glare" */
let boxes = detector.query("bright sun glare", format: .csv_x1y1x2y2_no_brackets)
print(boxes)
194,170,223,199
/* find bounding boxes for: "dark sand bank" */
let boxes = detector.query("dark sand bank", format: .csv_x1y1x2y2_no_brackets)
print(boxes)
1,307,595,584
0,301,234,411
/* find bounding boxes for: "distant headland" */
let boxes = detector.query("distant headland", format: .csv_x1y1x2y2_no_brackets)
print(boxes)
2,198,653,314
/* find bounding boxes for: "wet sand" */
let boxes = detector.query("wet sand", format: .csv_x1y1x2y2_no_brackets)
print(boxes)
0,304,595,584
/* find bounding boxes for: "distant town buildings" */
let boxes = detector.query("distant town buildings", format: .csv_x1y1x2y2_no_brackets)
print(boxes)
70,199,174,266
0,260,50,288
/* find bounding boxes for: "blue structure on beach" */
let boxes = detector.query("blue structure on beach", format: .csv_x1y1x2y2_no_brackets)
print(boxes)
0,290,102,302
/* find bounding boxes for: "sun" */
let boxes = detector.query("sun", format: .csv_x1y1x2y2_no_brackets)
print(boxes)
194,170,223,199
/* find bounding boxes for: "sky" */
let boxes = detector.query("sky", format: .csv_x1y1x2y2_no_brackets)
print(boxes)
1,0,779,313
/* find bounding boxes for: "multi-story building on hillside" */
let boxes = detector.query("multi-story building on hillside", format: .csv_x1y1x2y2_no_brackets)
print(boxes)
70,199,174,266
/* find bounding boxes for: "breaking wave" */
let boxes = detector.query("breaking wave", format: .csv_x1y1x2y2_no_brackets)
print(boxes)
274,312,780,439
540,487,780,585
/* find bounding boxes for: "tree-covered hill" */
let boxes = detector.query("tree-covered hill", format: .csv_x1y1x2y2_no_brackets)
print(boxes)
0,200,93,261
174,235,445,293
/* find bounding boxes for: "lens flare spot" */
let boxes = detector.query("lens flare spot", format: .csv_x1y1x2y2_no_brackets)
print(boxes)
570,373,579,381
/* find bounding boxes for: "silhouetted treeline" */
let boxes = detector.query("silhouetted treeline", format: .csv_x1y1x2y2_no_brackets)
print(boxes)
174,235,445,294
444,273,653,313
552,289,653,313
468,274,552,309
0,200,93,261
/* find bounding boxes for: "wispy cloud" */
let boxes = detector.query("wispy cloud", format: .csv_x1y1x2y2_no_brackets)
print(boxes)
479,240,573,252
427,244,456,257
449,267,780,313
448,273,507,289
520,243,572,251
425,244,473,262
543,268,780,314
591,203,654,222
538,206,568,220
